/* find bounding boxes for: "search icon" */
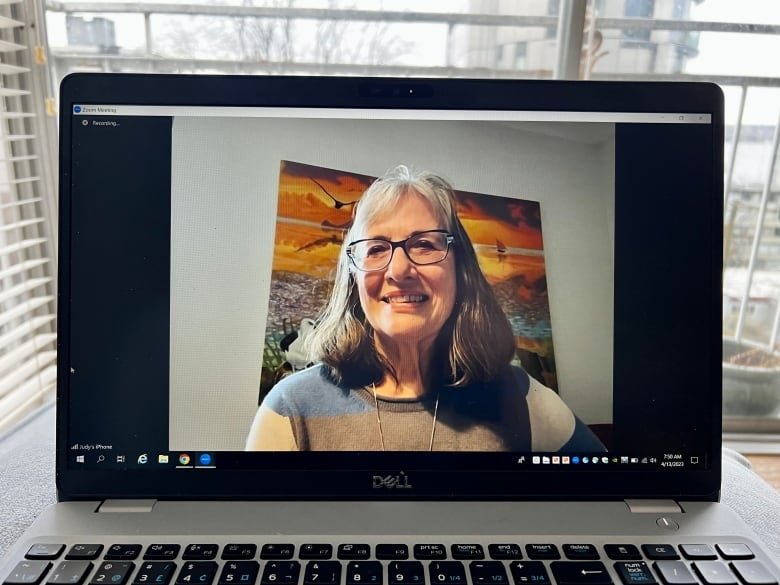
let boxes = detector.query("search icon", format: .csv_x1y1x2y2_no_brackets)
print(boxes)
96,455,105,463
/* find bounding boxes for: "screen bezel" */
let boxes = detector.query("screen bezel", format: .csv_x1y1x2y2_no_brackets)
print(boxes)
56,74,723,501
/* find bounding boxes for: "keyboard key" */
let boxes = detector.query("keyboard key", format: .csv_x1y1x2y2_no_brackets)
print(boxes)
681,546,717,561
27,546,65,561
525,545,560,560
716,545,754,561
452,546,484,560
614,562,656,585
693,562,737,585
303,562,341,585
260,546,294,561
653,562,697,585
182,547,217,562
144,547,180,561
176,563,218,585
564,546,600,560
387,562,424,585
488,545,522,560
550,562,612,585
218,561,259,585
376,546,408,561
106,546,142,561
299,546,332,560
91,562,135,585
642,546,679,561
48,562,93,585
347,562,382,585
261,562,300,585
222,546,257,561
509,561,550,585
469,562,509,585
413,545,446,560
67,547,103,561
133,562,177,585
338,546,370,561
604,546,641,561
730,561,778,585
4,561,52,585
429,562,466,585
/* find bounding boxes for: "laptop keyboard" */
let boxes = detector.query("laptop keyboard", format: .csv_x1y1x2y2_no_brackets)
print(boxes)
4,541,777,585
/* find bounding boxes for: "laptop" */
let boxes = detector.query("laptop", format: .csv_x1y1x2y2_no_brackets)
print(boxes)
2,74,778,585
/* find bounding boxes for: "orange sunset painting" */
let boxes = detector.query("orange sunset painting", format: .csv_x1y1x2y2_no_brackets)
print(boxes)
259,160,558,400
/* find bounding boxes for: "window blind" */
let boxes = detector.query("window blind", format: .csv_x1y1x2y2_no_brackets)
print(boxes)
0,0,58,435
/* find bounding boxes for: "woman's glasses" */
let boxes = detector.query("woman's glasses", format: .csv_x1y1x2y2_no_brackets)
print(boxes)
346,229,454,272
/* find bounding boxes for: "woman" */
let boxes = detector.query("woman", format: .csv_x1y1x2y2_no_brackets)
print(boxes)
246,166,605,452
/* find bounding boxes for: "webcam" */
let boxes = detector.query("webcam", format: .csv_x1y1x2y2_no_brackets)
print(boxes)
358,82,434,99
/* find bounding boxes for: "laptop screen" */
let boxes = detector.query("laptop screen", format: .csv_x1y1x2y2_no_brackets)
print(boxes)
59,76,722,499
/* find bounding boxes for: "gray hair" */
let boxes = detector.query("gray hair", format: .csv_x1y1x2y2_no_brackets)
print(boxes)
305,165,516,388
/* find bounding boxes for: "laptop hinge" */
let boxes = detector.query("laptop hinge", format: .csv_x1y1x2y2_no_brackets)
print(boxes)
624,499,683,514
97,499,157,513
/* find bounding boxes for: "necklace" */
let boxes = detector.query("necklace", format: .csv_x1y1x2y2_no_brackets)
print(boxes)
371,384,440,451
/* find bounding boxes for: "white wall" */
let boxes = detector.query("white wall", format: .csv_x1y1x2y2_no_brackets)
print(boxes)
168,116,615,450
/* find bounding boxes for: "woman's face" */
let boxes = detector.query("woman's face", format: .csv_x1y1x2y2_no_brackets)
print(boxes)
353,191,457,350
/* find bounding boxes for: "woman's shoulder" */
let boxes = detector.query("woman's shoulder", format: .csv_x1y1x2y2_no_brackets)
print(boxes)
261,364,370,417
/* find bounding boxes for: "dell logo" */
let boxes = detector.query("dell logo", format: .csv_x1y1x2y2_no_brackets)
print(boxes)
372,471,413,489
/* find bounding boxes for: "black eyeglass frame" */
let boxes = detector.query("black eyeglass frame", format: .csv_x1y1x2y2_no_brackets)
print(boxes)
346,229,455,272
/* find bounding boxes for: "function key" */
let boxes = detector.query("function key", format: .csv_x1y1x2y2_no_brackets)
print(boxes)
469,562,509,585
614,562,657,585
261,562,300,585
47,561,93,585
218,561,259,585
222,545,257,560
66,546,103,561
4,561,52,585
730,561,777,585
428,562,467,585
299,545,332,560
509,561,550,585
452,545,484,560
525,545,560,560
564,545,600,560
652,562,697,585
132,562,176,585
489,545,522,560
260,545,294,560
106,545,142,561
387,562,424,585
550,561,611,585
604,546,641,561
692,561,738,585
716,544,754,561
176,562,219,585
346,562,382,585
338,545,370,560
414,545,446,560
26,546,65,561
681,545,717,561
90,562,135,585
144,546,181,561
303,562,341,585
642,545,679,561
182,545,218,561
376,546,409,560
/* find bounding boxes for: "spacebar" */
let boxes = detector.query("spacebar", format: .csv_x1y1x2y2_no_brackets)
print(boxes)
551,562,613,585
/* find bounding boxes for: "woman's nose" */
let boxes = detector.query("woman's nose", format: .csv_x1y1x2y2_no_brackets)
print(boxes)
385,246,414,280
